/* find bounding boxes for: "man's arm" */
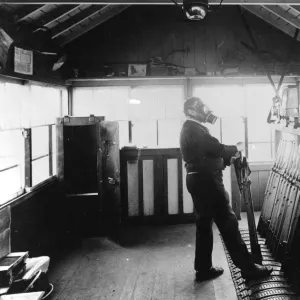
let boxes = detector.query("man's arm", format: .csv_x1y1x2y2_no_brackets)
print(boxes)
202,133,238,162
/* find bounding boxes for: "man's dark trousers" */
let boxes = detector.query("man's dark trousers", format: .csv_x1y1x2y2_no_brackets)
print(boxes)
186,171,253,272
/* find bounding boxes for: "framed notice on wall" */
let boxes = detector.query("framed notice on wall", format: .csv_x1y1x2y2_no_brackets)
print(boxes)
14,46,33,75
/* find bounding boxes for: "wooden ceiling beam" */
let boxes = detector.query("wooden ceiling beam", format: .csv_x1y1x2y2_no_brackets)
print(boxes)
50,5,103,38
15,4,48,22
24,4,80,28
242,5,300,40
42,4,84,27
56,5,130,45
262,5,300,29
2,0,300,5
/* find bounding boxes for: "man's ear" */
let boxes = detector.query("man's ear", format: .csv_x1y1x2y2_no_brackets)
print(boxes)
187,109,196,117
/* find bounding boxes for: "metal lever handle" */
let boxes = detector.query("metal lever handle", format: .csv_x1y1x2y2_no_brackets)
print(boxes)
108,177,119,185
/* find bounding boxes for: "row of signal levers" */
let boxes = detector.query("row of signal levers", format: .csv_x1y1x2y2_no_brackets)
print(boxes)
257,138,300,290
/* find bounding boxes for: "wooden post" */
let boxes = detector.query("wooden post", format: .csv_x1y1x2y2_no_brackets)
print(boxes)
56,119,64,181
67,86,73,116
23,128,32,188
49,125,53,177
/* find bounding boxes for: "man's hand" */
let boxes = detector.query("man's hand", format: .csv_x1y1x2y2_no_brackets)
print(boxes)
230,151,241,165
236,142,245,152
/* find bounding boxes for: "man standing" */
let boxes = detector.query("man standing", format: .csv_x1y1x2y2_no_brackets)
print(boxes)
180,97,273,281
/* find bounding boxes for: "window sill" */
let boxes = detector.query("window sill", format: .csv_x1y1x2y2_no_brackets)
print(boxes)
0,176,59,209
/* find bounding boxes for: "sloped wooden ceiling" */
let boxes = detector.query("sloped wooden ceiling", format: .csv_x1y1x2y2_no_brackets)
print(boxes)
0,3,130,46
1,1,300,46
242,5,300,41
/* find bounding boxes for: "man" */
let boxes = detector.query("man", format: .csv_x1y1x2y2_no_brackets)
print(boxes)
180,97,273,282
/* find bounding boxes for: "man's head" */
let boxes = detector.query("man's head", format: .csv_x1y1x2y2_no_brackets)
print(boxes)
183,97,218,124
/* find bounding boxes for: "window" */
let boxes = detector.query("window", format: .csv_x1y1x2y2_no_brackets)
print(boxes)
131,120,157,148
0,80,67,205
31,126,50,186
245,85,275,162
158,119,182,148
0,130,24,204
72,85,185,149
193,84,276,163
73,86,130,120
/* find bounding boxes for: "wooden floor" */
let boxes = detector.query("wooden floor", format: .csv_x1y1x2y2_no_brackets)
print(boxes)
49,212,260,300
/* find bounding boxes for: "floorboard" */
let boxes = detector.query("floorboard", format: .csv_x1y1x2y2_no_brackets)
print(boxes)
48,212,260,300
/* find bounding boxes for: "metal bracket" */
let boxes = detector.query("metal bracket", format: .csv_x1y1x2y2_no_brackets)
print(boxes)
89,114,95,122
63,116,70,123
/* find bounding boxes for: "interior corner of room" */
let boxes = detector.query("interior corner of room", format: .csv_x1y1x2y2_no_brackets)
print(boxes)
2,1,300,299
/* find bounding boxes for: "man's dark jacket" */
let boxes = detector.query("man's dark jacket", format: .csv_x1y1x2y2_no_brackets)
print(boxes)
180,120,238,175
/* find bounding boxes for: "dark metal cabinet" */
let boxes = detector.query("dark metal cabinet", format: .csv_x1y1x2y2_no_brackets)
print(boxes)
56,116,121,239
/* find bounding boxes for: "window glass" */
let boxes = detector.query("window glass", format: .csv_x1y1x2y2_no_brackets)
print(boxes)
245,84,275,162
248,143,273,162
158,119,181,148
32,156,49,186
245,84,274,143
193,84,276,162
193,85,245,118
129,86,165,120
28,85,61,126
0,166,22,204
73,87,130,120
0,82,26,129
159,86,184,119
61,89,69,116
0,130,24,203
118,121,129,148
221,117,245,145
32,126,49,159
131,120,157,148
72,88,95,116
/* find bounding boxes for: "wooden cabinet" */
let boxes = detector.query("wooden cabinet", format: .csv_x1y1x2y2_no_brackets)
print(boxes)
121,148,194,224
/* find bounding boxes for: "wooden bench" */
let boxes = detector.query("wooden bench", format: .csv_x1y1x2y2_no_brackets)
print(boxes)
0,206,11,261
0,206,52,298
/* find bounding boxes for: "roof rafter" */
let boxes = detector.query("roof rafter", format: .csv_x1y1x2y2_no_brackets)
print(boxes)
51,5,103,38
56,4,130,45
242,5,300,41
28,4,80,28
262,5,300,29
42,4,84,27
16,4,47,22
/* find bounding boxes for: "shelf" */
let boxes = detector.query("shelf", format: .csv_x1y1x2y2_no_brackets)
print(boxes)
271,124,300,136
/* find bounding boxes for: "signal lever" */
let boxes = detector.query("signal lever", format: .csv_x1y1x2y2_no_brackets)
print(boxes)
234,151,263,264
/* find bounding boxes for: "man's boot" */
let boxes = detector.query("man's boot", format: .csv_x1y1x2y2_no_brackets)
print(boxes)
241,264,273,280
195,266,224,282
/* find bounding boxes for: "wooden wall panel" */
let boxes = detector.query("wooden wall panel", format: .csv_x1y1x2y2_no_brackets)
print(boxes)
0,228,10,260
0,206,11,235
10,180,67,257
143,160,154,216
167,159,179,215
66,6,300,78
127,161,139,216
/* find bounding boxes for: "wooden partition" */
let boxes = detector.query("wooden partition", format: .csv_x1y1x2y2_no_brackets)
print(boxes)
122,148,273,224
120,148,194,224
